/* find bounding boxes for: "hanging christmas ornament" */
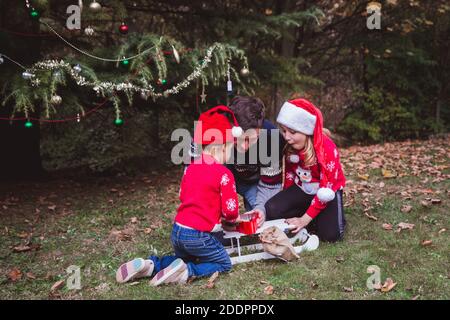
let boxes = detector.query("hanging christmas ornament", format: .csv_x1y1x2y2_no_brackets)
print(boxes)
77,113,81,123
172,45,180,64
226,62,233,95
114,118,124,126
157,79,167,85
89,0,102,11
240,67,250,77
22,71,35,80
119,22,129,35
25,120,33,128
0,55,4,65
200,81,207,103
120,57,130,68
29,7,40,20
50,95,62,105
84,26,95,36
73,64,82,73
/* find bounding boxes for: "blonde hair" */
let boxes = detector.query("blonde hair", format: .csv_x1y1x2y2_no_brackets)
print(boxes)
203,142,234,158
283,126,333,167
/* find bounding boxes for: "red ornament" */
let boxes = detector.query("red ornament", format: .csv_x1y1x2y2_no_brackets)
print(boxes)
119,23,129,34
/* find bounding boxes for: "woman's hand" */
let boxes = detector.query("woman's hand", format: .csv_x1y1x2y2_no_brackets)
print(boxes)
286,215,313,233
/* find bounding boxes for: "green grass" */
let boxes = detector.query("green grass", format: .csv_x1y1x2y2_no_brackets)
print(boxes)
0,137,449,299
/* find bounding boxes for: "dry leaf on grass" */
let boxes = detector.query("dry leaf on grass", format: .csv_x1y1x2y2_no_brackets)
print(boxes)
357,173,369,181
50,280,65,292
364,212,378,221
438,228,446,235
380,278,397,292
264,285,274,295
205,271,219,289
381,168,397,178
343,286,354,292
130,217,138,224
12,243,40,253
401,205,412,213
8,268,22,282
25,272,36,280
382,223,393,230
397,222,415,232
421,240,433,246
431,199,441,204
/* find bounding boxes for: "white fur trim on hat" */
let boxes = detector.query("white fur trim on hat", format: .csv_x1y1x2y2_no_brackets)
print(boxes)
232,126,243,138
317,187,335,202
277,101,316,135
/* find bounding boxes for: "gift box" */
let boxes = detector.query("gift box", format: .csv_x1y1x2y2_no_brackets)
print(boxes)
237,216,258,235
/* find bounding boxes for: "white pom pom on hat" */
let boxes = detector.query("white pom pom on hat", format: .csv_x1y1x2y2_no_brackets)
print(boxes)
289,154,300,163
317,187,335,202
232,126,243,138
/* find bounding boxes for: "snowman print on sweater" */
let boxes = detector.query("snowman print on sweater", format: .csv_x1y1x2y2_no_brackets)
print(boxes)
294,166,320,195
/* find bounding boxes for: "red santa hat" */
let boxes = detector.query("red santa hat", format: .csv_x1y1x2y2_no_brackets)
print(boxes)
193,105,243,145
277,98,335,203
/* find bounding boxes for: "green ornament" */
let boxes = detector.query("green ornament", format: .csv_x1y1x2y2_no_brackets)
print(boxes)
25,120,33,128
120,59,130,67
30,8,40,20
114,118,124,126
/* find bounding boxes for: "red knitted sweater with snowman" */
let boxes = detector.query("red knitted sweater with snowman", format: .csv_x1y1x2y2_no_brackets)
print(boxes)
283,134,346,219
175,154,239,232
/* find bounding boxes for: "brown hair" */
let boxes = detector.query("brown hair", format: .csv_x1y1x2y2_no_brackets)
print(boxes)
228,96,265,131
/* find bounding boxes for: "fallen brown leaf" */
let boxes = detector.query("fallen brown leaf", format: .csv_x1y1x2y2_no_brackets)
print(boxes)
50,280,65,292
382,223,393,230
12,243,40,253
26,272,36,280
343,286,354,292
130,217,138,224
264,285,274,295
380,278,397,292
431,199,441,204
381,168,396,178
400,205,412,213
397,222,415,232
357,173,369,181
438,228,446,235
364,212,378,221
421,240,433,247
8,268,22,282
47,205,56,211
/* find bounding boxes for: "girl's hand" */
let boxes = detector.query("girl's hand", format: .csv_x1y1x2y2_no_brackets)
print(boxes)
254,209,265,227
286,215,313,233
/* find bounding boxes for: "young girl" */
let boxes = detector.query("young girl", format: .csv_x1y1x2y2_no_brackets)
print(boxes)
264,98,346,242
115,105,244,286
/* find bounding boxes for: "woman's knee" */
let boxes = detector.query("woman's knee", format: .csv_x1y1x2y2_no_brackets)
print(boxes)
318,229,344,243
264,199,279,220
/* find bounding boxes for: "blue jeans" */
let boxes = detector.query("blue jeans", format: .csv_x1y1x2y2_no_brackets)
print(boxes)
236,181,258,211
148,223,232,278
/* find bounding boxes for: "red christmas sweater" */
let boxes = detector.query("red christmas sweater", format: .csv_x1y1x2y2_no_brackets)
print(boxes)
175,154,239,232
283,134,346,219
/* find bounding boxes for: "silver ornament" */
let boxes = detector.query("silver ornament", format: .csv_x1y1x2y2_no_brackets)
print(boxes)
172,45,180,64
89,0,101,11
73,64,82,73
22,71,35,80
84,26,94,36
51,95,62,105
140,91,149,100
240,67,250,76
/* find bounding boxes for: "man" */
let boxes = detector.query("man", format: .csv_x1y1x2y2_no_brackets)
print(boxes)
227,96,285,226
